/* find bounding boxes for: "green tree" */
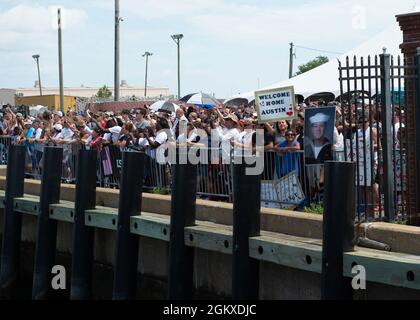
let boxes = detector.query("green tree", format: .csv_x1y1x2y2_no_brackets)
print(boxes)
296,56,329,76
96,85,112,98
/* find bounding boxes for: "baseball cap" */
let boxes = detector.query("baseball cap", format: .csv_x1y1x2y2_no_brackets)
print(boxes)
54,123,63,131
54,111,63,117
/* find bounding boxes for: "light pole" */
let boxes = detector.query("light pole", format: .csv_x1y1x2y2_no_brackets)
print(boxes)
114,0,123,102
289,42,294,79
171,34,183,99
32,54,42,96
142,51,153,98
58,8,64,113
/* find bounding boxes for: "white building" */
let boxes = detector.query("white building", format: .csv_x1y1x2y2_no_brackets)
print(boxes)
0,89,15,106
0,80,172,106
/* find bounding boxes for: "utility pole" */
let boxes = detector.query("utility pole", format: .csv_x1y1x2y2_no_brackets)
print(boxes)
171,34,183,99
142,52,153,97
58,8,64,113
289,42,294,79
114,0,121,101
32,55,42,96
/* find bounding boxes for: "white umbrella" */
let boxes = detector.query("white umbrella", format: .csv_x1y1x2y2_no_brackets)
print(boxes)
149,100,180,114
182,92,220,108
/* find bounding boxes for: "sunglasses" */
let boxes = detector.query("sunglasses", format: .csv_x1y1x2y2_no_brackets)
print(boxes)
285,133,295,137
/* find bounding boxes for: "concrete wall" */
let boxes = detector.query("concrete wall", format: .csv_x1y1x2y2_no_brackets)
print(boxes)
2,174,420,299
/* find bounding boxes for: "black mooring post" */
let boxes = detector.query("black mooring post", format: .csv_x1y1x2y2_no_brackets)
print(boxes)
232,160,261,300
0,145,26,297
168,150,198,299
32,146,63,300
112,151,145,300
321,161,356,300
70,149,97,300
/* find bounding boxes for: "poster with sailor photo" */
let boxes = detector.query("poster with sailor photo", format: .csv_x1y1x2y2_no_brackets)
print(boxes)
304,106,336,165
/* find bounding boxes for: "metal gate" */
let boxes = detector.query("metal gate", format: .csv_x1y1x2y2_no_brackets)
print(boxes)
338,53,413,223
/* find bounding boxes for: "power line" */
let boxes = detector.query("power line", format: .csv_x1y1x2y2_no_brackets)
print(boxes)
294,44,344,55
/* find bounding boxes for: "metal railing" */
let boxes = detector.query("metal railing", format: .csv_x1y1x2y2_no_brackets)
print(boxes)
1,133,408,219
260,151,308,209
0,136,12,165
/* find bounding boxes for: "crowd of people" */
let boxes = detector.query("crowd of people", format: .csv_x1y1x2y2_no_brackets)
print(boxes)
0,98,407,211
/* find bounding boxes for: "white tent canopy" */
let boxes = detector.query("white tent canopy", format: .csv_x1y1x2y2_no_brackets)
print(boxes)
226,25,403,104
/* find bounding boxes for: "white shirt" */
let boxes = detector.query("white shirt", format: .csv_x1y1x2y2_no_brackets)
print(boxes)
109,126,122,144
171,115,188,137
34,128,43,139
84,125,93,135
55,128,74,142
140,137,155,158
393,122,405,144
138,137,149,147
313,145,323,159
177,133,187,144
332,126,344,152
155,131,168,164
103,126,122,143
216,126,241,162
155,131,168,145
34,128,44,152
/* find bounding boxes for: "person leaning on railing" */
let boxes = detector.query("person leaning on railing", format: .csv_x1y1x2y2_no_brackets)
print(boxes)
144,117,170,188
231,118,256,156
274,129,301,178
116,122,136,149
89,127,103,151
253,122,275,180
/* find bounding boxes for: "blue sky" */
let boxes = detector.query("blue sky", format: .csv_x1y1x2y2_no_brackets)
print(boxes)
0,0,417,98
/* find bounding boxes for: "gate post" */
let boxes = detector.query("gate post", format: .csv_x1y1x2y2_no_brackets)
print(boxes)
0,145,26,297
415,48,420,225
380,53,395,221
397,12,420,224
32,146,63,300
321,161,356,300
112,151,145,300
232,158,261,300
70,149,97,300
168,149,197,299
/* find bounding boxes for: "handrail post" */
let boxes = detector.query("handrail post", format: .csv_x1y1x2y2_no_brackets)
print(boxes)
168,148,197,299
380,53,395,221
70,149,97,300
0,145,26,297
232,157,261,300
321,161,356,300
32,146,63,300
112,151,145,300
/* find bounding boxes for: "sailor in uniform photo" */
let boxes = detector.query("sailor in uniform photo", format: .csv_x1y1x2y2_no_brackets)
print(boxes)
304,112,333,164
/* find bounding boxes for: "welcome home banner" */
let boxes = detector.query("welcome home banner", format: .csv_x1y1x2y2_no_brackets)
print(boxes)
255,86,297,123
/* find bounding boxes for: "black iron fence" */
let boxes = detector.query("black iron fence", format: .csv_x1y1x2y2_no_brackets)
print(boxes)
338,53,412,223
